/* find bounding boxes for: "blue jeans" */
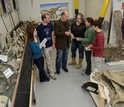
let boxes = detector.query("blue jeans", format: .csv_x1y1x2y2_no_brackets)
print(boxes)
71,41,84,58
56,46,69,70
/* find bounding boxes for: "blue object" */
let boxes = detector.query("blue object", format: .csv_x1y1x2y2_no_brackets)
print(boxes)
29,40,44,59
37,23,53,48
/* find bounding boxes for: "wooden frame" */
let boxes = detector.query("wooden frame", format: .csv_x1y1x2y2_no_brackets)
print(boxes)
11,37,27,107
29,65,37,107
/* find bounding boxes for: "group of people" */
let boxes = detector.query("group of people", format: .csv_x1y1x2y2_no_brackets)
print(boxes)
27,10,104,82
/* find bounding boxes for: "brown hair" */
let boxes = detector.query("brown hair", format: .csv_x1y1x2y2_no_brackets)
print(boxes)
41,13,49,21
76,13,84,21
86,17,94,25
92,20,102,29
27,24,37,41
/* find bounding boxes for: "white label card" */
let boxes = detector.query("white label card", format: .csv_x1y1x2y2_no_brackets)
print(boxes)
87,86,96,92
39,38,47,48
0,55,8,62
3,68,14,79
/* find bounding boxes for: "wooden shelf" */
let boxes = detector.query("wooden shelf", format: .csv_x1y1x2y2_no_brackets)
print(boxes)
11,37,27,107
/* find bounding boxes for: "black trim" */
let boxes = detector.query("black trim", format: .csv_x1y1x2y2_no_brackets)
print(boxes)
14,40,33,107
75,9,79,16
98,17,104,23
107,0,113,43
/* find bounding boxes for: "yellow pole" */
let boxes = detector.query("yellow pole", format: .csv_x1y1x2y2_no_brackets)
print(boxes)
99,0,110,22
75,0,79,16
75,0,79,9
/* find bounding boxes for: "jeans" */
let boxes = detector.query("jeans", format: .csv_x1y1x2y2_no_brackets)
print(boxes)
56,46,69,70
85,50,92,75
71,41,84,58
34,56,48,81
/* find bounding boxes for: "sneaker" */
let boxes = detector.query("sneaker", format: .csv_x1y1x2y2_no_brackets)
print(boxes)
49,74,57,80
62,68,69,72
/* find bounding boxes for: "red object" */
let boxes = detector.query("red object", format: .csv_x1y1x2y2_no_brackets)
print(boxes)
90,31,104,57
122,3,124,9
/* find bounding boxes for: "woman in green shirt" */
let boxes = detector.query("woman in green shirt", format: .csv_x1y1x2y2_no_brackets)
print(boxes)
76,17,95,75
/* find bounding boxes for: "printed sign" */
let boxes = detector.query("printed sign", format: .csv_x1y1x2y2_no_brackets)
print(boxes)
3,68,14,79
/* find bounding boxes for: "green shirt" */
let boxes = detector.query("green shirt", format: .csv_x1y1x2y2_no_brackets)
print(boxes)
78,25,95,47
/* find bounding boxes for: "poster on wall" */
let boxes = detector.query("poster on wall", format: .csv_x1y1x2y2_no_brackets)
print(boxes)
40,2,69,19
4,0,13,13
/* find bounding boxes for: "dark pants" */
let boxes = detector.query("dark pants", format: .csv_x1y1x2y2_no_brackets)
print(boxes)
56,46,69,70
71,41,84,58
85,50,92,75
34,56,48,81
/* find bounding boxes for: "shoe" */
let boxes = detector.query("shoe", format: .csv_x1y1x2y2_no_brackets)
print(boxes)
45,77,50,82
40,77,50,82
82,71,90,76
56,69,60,74
68,57,76,65
76,58,83,69
62,68,69,72
49,74,57,80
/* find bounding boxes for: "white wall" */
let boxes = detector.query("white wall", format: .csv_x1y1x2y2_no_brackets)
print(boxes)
0,9,19,35
18,0,111,21
85,0,111,20
18,0,78,22
79,0,85,16
18,0,116,44
18,0,86,22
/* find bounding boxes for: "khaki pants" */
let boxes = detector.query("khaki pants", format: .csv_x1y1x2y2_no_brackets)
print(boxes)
44,46,55,76
94,57,102,72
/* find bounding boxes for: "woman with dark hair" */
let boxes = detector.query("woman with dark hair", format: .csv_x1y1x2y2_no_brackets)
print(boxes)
76,17,95,75
27,25,50,82
68,13,86,69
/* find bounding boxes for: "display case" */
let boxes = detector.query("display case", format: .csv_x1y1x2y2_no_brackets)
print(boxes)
0,21,35,107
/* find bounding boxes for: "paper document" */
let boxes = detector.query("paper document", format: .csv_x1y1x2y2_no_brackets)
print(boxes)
39,38,47,48
3,68,14,79
0,55,8,62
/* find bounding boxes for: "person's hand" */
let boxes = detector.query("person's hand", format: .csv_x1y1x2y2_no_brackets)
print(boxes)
76,37,79,41
52,44,56,49
65,31,71,36
42,44,46,48
87,45,92,49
